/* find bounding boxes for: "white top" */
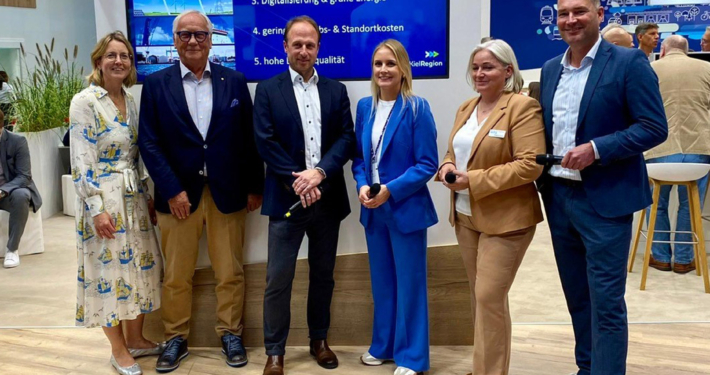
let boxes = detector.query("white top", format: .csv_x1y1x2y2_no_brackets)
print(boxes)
550,36,602,181
180,61,212,176
0,82,13,104
452,106,486,216
370,99,396,184
289,67,322,169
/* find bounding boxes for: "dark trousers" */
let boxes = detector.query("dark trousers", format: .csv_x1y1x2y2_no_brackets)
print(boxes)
0,187,31,251
263,201,341,356
542,179,632,375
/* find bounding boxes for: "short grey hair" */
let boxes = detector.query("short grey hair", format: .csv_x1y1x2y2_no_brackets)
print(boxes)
172,10,213,35
662,35,688,54
601,23,623,37
467,39,524,94
706,26,710,32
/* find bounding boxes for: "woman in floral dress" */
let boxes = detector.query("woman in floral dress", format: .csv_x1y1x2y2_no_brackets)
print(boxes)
70,31,163,375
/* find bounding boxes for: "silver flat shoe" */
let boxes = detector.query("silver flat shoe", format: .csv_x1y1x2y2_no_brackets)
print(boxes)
110,355,142,375
128,342,166,358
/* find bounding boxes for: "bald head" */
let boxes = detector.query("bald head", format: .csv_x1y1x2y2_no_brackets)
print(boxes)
660,35,688,57
603,26,634,48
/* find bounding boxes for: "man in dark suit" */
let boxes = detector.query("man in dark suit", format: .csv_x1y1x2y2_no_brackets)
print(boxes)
253,15,355,375
0,108,42,268
138,10,263,373
539,1,667,374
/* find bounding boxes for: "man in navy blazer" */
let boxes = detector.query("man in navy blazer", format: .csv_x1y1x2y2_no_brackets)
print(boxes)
138,10,263,373
538,1,667,374
253,16,354,375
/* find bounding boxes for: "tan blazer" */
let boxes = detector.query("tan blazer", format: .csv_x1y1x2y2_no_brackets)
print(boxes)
646,51,710,159
439,92,545,235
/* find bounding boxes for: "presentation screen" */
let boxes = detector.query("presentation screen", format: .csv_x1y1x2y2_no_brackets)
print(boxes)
125,0,449,82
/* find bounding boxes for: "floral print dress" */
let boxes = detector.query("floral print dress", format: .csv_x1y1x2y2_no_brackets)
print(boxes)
69,84,162,328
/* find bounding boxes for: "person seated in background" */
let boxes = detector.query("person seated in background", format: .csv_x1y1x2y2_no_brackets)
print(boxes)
0,107,42,268
601,23,634,48
645,35,710,274
0,71,14,128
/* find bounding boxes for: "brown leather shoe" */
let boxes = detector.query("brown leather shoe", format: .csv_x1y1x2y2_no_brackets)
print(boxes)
673,261,696,274
649,256,671,271
263,355,284,375
309,339,338,369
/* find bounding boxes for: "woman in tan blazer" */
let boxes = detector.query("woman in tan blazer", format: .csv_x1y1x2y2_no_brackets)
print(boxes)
437,40,545,375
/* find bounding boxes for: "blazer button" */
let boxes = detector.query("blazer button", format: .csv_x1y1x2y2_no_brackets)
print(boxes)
199,170,204,175
203,144,208,149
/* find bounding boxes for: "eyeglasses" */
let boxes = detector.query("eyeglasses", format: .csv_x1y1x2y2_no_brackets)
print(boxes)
103,53,132,62
175,31,210,43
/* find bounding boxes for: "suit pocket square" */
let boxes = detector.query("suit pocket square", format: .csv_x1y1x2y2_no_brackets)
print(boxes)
230,99,239,108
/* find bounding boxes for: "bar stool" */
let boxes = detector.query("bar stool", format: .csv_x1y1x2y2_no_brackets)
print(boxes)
628,162,710,293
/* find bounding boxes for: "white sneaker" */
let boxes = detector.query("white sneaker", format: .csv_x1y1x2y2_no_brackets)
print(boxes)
394,366,421,375
360,351,391,366
3,251,19,268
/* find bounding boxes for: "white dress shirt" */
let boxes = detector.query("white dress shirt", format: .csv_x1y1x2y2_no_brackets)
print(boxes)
290,67,322,169
550,36,601,181
180,62,212,176
453,106,487,216
370,99,396,184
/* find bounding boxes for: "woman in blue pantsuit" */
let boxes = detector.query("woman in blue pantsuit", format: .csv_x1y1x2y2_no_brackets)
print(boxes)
352,39,438,375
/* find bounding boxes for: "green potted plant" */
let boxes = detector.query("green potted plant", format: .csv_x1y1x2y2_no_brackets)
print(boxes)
9,38,86,218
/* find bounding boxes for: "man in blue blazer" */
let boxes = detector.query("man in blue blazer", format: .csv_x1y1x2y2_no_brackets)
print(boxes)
538,1,667,374
138,10,263,373
253,16,355,375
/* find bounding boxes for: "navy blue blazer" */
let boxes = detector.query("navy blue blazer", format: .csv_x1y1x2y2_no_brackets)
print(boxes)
138,63,264,214
539,40,668,218
352,95,438,234
253,71,355,220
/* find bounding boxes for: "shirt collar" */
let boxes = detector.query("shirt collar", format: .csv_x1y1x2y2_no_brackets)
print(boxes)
289,66,319,85
561,35,602,70
180,61,211,79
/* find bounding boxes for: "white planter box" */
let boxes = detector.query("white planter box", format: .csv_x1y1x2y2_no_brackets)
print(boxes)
16,128,65,219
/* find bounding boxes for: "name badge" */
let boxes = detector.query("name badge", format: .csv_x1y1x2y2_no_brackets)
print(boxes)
489,129,506,138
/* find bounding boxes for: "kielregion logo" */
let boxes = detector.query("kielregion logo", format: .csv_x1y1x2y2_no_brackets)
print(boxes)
425,51,440,58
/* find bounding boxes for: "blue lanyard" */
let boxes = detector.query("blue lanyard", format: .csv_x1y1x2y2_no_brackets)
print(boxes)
370,105,395,165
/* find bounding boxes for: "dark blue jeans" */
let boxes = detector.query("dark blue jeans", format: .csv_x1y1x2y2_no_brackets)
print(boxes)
543,180,632,375
645,154,710,264
262,201,341,356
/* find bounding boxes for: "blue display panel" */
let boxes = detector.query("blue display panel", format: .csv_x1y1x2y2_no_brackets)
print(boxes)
492,1,710,71
125,0,449,82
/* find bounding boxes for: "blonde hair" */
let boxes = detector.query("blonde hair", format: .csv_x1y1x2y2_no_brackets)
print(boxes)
87,31,137,88
466,39,524,94
370,39,416,115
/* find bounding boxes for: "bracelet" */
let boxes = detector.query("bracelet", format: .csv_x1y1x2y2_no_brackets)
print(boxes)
315,167,327,179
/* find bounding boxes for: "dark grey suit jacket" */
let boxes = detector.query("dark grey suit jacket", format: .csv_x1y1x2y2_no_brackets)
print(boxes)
0,129,42,212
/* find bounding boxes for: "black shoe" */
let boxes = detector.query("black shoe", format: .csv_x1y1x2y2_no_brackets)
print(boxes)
221,333,248,367
156,336,189,373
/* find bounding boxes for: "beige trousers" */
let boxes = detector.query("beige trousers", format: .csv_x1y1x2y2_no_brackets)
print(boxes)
157,186,246,340
455,212,535,375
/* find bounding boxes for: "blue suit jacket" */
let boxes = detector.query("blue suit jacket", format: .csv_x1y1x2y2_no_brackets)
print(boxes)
138,63,264,214
539,40,668,218
253,71,355,220
352,95,438,234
